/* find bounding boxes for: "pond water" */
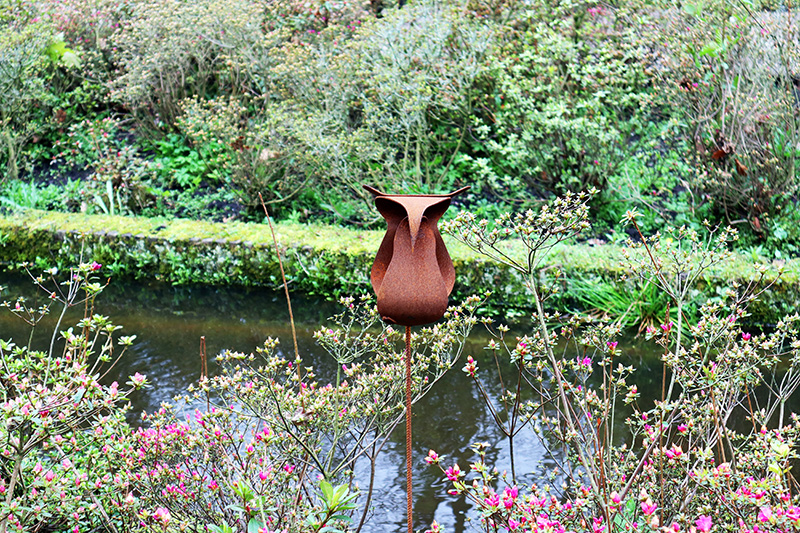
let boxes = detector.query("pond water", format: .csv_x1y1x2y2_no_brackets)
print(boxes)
0,273,664,533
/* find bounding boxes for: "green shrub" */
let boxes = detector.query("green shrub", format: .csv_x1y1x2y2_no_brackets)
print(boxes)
655,1,800,227
109,0,270,132
54,117,154,214
122,295,480,532
432,195,800,533
0,20,52,181
463,0,654,201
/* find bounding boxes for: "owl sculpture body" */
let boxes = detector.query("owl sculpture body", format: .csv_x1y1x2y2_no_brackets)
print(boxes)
365,185,469,326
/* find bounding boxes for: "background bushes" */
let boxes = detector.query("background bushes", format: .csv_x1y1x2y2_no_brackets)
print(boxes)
1,0,799,251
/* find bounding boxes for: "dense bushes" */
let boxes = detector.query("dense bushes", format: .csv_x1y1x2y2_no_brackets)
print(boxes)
0,0,798,248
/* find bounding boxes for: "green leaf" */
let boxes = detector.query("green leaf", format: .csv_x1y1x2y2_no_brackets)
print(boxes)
46,41,66,62
683,2,702,16
699,42,719,57
320,479,334,504
61,50,80,68
247,518,263,533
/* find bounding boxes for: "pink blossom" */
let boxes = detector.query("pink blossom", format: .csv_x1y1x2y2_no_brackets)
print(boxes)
592,517,606,533
665,444,683,459
785,506,800,521
425,450,439,464
503,486,518,509
641,498,657,516
661,322,673,333
283,464,295,474
445,464,463,481
154,507,171,527
484,492,500,508
742,332,751,341
695,515,713,533
607,341,618,351
463,356,478,377
677,423,688,433
758,506,772,523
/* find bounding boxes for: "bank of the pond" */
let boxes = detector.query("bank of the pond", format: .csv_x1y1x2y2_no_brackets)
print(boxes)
0,209,797,324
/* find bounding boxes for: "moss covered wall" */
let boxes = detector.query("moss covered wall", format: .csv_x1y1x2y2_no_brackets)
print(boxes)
0,210,797,325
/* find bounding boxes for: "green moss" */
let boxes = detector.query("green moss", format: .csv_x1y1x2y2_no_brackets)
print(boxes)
1,210,798,325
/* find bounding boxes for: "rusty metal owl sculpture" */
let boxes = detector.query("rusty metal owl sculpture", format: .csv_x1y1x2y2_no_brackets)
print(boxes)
364,185,469,326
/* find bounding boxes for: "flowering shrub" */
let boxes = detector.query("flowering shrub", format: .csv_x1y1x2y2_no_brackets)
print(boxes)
54,117,153,213
434,196,800,532
122,295,480,532
0,263,141,533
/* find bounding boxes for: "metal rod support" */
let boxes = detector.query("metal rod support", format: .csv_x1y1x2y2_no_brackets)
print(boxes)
405,325,413,533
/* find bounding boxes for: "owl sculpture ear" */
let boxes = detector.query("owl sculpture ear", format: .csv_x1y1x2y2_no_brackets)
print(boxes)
364,186,469,326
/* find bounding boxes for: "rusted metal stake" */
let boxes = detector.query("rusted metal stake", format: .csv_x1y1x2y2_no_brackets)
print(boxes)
405,325,413,533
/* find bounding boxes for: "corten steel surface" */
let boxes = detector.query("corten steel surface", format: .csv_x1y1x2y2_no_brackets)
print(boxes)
364,185,469,326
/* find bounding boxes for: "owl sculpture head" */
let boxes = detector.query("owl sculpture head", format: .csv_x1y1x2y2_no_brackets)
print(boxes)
364,185,469,326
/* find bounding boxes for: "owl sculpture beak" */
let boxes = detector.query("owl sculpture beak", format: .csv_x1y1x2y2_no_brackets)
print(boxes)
364,185,469,326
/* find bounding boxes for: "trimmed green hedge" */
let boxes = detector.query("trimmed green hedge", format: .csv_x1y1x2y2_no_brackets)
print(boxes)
0,210,797,324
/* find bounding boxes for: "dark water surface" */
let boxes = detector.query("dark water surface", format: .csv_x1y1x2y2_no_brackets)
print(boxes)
0,273,661,533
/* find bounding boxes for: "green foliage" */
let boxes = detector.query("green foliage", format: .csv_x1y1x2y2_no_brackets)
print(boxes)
54,117,154,214
153,133,217,190
0,20,52,181
434,196,800,533
109,0,274,132
464,0,654,202
655,0,800,226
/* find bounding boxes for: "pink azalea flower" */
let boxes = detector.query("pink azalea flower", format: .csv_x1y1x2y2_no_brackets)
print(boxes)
695,515,713,533
154,507,170,527
445,464,463,481
641,498,657,516
425,450,439,464
463,356,478,377
758,506,772,522
484,492,500,508
665,444,683,459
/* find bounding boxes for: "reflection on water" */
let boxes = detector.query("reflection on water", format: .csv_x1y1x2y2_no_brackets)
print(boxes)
0,273,659,533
